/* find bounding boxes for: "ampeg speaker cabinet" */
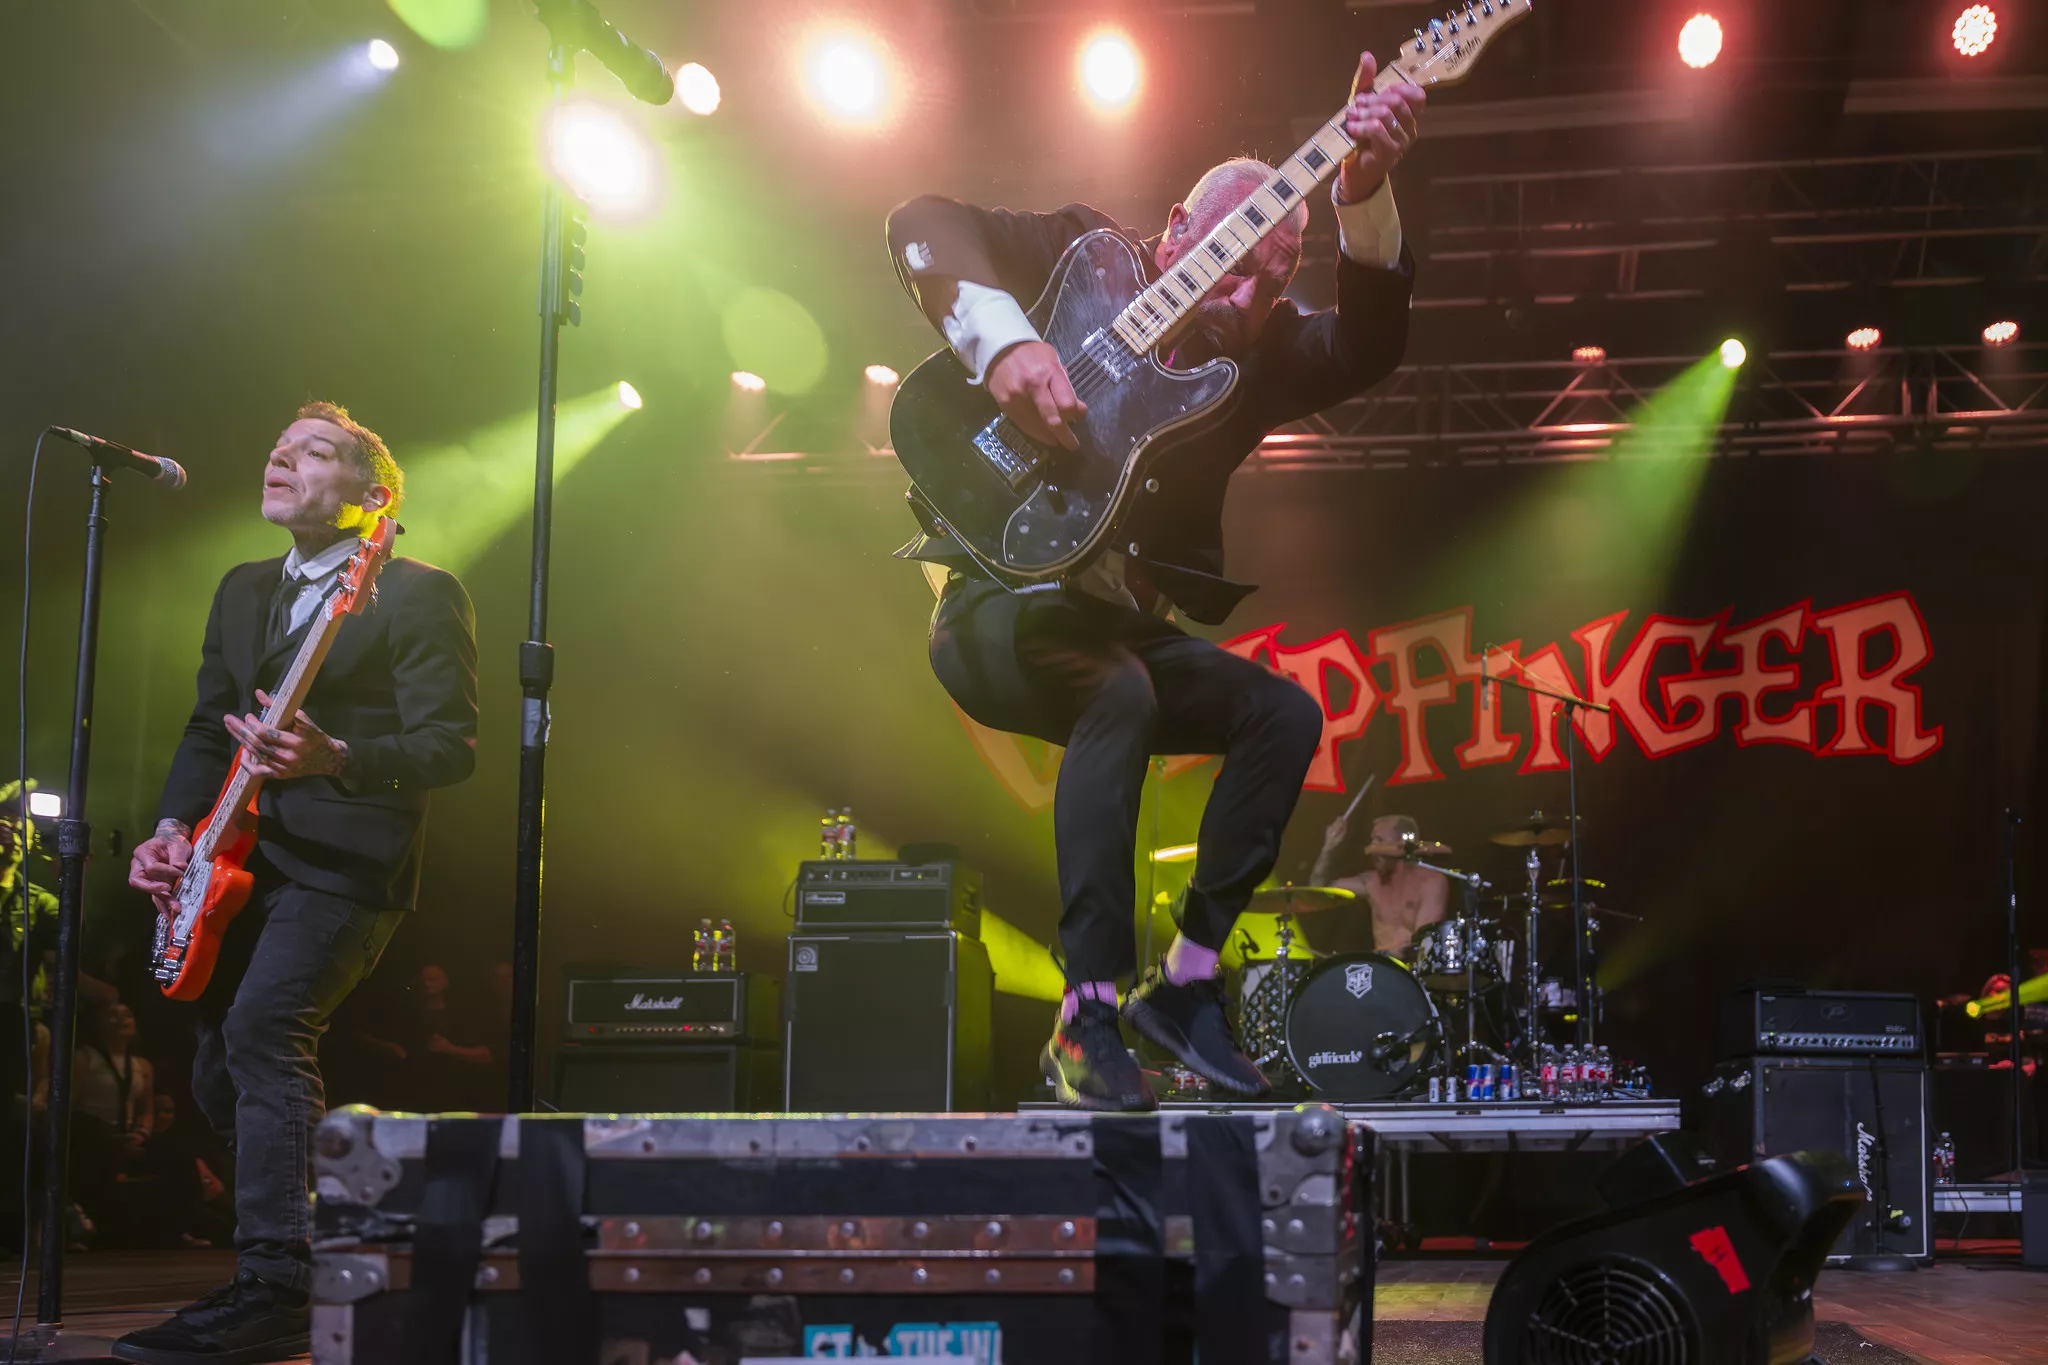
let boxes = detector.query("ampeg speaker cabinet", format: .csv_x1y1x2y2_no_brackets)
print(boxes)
561,971,778,1041
551,1042,780,1113
1705,1054,1931,1264
795,860,982,936
784,931,992,1111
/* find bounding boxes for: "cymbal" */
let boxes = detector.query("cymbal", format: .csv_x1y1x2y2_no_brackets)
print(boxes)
1362,838,1452,859
1544,876,1606,891
1490,810,1581,847
1245,884,1358,915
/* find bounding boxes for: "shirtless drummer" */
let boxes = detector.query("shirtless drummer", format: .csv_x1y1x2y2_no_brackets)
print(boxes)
1307,813,1448,955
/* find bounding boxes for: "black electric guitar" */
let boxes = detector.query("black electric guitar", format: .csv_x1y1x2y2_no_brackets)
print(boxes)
890,0,1529,585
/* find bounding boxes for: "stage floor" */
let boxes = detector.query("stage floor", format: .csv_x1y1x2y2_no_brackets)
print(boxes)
2,1248,2044,1362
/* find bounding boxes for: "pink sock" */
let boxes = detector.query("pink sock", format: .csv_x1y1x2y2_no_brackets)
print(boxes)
1060,981,1118,1023
1164,934,1219,985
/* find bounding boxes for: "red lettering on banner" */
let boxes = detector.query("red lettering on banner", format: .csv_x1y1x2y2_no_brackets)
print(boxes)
1457,640,1524,770
1574,612,1721,758
1220,623,1380,792
1811,593,1942,762
1516,644,1592,775
1664,604,1817,750
1369,610,1485,784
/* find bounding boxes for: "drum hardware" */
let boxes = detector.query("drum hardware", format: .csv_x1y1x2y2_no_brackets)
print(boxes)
1479,651,1613,1049
1487,811,1580,848
1244,884,1358,915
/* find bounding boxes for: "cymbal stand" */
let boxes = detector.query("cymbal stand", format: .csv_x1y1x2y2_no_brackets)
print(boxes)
1479,652,1614,1048
1523,847,1541,1069
1408,855,1490,1086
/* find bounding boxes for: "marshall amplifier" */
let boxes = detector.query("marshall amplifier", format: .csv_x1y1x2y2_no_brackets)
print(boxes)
562,972,778,1042
1719,987,1922,1058
1704,1054,1931,1265
794,859,982,936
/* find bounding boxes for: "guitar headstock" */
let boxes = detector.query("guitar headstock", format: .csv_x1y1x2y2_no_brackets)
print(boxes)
333,518,400,619
1390,0,1533,89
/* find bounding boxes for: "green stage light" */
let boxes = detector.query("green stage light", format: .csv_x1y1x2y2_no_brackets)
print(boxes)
386,0,487,50
977,911,1069,1003
616,380,643,410
1719,338,1747,369
366,40,400,72
396,384,639,571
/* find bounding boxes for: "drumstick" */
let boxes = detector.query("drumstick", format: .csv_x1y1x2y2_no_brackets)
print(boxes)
1340,773,1377,821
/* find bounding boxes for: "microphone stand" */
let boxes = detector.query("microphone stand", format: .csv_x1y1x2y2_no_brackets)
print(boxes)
2004,810,2027,1199
1406,852,1488,1088
504,11,582,1113
31,467,114,1334
1481,651,1613,1050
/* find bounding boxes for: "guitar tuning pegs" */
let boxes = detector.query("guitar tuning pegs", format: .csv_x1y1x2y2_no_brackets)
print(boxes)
1414,27,1426,51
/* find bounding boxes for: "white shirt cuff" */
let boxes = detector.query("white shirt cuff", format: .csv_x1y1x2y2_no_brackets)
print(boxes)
943,281,1041,386
1332,178,1403,269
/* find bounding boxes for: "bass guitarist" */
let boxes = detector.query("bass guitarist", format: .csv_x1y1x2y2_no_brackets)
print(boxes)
117,403,477,1365
888,53,1424,1110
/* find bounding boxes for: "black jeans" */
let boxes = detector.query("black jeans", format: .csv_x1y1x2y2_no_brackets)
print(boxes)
190,870,401,1293
931,577,1324,983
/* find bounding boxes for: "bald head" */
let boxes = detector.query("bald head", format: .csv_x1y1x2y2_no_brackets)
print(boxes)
1154,158,1308,358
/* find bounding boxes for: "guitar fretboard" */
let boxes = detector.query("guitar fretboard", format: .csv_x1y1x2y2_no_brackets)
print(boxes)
1110,0,1521,355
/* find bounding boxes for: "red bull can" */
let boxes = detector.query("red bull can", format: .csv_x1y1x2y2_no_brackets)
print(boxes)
1464,1062,1482,1101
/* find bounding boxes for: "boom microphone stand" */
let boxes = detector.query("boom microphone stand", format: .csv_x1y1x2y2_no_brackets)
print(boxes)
505,1,670,1111
1481,652,1613,1050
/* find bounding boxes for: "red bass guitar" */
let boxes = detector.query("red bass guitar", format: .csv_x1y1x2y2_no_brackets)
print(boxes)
152,519,397,1000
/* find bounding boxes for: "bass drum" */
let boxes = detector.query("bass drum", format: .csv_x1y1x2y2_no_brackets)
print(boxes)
1284,952,1441,1101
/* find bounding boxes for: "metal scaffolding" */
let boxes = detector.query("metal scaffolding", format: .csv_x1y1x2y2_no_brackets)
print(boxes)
1257,343,2048,466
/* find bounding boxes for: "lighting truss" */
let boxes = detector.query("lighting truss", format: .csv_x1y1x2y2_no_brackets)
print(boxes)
1256,344,2048,467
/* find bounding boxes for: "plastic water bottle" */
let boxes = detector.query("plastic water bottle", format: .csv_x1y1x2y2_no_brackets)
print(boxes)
716,918,737,972
819,809,841,859
839,809,858,860
1538,1046,1558,1101
693,918,712,972
1560,1047,1582,1101
1932,1133,1956,1187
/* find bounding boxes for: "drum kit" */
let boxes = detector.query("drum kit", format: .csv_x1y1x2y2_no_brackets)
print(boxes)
1220,812,1640,1103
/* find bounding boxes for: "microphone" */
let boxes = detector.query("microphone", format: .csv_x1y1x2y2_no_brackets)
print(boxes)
49,427,188,490
534,0,675,106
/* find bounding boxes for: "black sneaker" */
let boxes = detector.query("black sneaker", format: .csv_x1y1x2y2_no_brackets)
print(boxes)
112,1268,311,1365
1123,963,1272,1098
1041,999,1156,1111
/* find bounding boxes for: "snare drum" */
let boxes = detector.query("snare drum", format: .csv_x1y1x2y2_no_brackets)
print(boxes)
1283,952,1441,1100
1412,917,1501,989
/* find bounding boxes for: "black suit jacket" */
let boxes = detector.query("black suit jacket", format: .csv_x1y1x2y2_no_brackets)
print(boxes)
158,554,479,910
884,195,1414,623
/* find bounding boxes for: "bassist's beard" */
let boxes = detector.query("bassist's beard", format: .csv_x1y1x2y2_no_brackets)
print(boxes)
1174,300,1248,363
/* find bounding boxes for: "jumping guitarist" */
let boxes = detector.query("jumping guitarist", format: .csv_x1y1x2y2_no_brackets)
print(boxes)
117,403,477,1365
888,54,1425,1110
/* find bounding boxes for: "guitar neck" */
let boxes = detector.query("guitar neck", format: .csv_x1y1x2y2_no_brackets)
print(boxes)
1108,36,1455,356
189,593,346,864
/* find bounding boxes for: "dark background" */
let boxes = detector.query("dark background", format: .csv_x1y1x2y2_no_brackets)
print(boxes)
1,1,2043,1115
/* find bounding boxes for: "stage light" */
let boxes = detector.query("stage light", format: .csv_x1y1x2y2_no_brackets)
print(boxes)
864,363,900,387
1983,319,2019,346
804,32,887,125
367,39,401,72
1572,345,1607,365
1079,31,1141,112
1719,338,1747,368
26,792,61,819
616,380,643,410
1678,13,1723,68
1952,5,1998,57
731,370,767,392
545,100,654,218
1846,327,1881,351
676,62,721,115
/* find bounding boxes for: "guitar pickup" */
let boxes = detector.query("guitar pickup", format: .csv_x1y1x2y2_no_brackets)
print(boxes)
974,417,1046,492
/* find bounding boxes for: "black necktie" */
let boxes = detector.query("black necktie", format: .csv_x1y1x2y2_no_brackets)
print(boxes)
267,570,302,649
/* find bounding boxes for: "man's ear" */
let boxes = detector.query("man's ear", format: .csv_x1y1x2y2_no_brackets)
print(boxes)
360,484,395,516
1157,203,1192,268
